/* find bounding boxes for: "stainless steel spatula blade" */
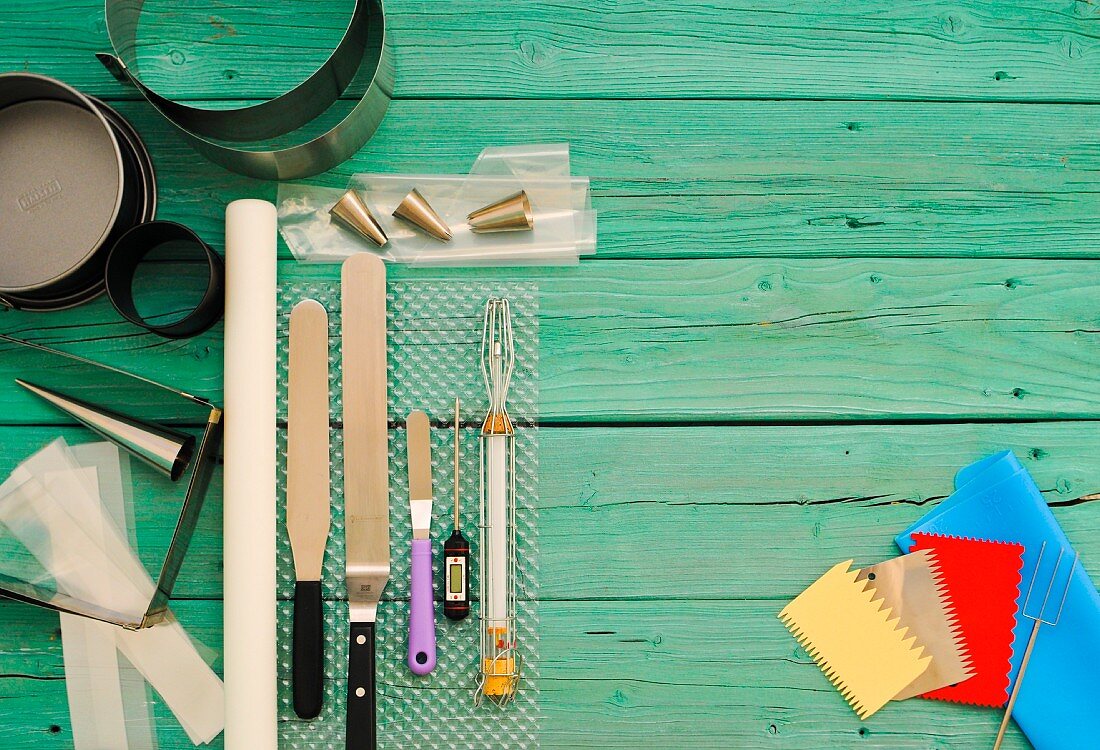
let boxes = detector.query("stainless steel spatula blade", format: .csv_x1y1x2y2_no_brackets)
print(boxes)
341,254,390,750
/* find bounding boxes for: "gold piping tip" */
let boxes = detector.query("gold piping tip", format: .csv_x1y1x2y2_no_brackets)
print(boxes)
392,188,452,241
466,190,534,234
329,189,388,247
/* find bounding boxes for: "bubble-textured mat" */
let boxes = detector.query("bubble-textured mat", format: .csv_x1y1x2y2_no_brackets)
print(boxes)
275,279,540,749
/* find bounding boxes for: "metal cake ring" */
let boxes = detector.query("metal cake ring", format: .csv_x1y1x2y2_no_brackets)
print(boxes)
97,0,393,180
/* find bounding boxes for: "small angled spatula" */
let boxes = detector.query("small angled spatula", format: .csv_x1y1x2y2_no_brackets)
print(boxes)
406,410,437,674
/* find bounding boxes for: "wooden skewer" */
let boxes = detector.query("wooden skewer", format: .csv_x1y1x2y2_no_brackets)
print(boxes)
992,619,1041,749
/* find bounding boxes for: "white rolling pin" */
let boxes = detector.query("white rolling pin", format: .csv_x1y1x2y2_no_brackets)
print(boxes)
223,199,278,750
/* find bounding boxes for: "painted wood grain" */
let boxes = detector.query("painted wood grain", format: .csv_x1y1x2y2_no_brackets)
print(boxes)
1,424,1095,601
5,0,1100,103
12,99,1098,261
3,257,1099,422
4,1,1099,746
0,598,1035,748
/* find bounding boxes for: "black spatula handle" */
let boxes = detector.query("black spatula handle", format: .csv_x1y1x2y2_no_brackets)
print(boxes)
292,580,324,719
346,620,377,750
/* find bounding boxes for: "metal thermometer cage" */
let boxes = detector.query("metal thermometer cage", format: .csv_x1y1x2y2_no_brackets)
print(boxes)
476,297,521,707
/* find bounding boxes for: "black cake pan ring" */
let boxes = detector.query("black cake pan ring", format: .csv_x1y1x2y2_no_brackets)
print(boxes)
0,72,156,312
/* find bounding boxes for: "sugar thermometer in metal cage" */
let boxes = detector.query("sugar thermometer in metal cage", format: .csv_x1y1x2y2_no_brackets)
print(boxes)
476,297,521,706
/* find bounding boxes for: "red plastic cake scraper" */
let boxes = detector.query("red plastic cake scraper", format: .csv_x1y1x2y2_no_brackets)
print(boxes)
908,532,1024,707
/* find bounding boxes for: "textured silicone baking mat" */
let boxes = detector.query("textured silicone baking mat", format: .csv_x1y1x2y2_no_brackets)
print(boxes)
274,279,540,749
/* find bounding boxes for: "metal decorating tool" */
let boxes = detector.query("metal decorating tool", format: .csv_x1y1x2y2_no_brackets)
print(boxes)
0,334,221,630
341,254,390,750
476,298,521,706
443,398,471,621
393,189,453,242
406,410,437,674
98,0,392,181
16,380,195,482
104,221,225,339
993,543,1078,750
467,191,534,234
331,190,389,248
287,300,332,720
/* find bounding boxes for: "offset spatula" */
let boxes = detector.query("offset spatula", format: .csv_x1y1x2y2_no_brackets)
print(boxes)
405,410,437,674
341,254,390,750
287,299,332,720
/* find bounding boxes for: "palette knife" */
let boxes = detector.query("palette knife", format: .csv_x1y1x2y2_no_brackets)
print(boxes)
287,299,331,719
341,254,390,750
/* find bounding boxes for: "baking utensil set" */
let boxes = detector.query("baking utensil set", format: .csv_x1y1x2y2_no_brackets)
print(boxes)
281,270,524,744
1,15,550,749
0,73,223,337
780,539,1028,720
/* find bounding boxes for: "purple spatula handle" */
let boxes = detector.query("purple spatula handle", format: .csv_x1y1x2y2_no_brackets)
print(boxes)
408,538,437,674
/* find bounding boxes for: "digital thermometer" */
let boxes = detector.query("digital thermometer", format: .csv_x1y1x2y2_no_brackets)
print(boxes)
443,398,471,621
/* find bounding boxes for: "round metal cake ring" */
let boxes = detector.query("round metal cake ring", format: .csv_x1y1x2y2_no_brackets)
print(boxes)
0,73,156,312
99,0,392,181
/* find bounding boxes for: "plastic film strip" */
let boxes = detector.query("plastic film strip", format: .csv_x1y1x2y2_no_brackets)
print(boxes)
275,280,540,749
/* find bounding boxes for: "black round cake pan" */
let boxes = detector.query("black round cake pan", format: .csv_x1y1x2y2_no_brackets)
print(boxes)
0,72,156,311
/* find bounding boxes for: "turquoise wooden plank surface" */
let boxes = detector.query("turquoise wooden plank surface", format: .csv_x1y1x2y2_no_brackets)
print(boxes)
23,98,1095,261
0,424,1094,601
5,0,1100,103
3,257,1099,422
0,596,1040,750
0,597,1036,749
4,0,1100,747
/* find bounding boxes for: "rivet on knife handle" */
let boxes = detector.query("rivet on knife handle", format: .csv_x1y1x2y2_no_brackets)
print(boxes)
341,254,390,750
287,299,331,720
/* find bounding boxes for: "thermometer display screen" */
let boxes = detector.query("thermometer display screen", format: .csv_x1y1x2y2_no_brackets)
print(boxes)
446,555,467,600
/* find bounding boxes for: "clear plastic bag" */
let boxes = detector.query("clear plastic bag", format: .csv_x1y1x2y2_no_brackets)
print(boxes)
278,143,595,266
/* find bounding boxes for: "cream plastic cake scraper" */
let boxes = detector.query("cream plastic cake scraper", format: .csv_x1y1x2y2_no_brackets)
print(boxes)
856,549,972,700
779,560,931,719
